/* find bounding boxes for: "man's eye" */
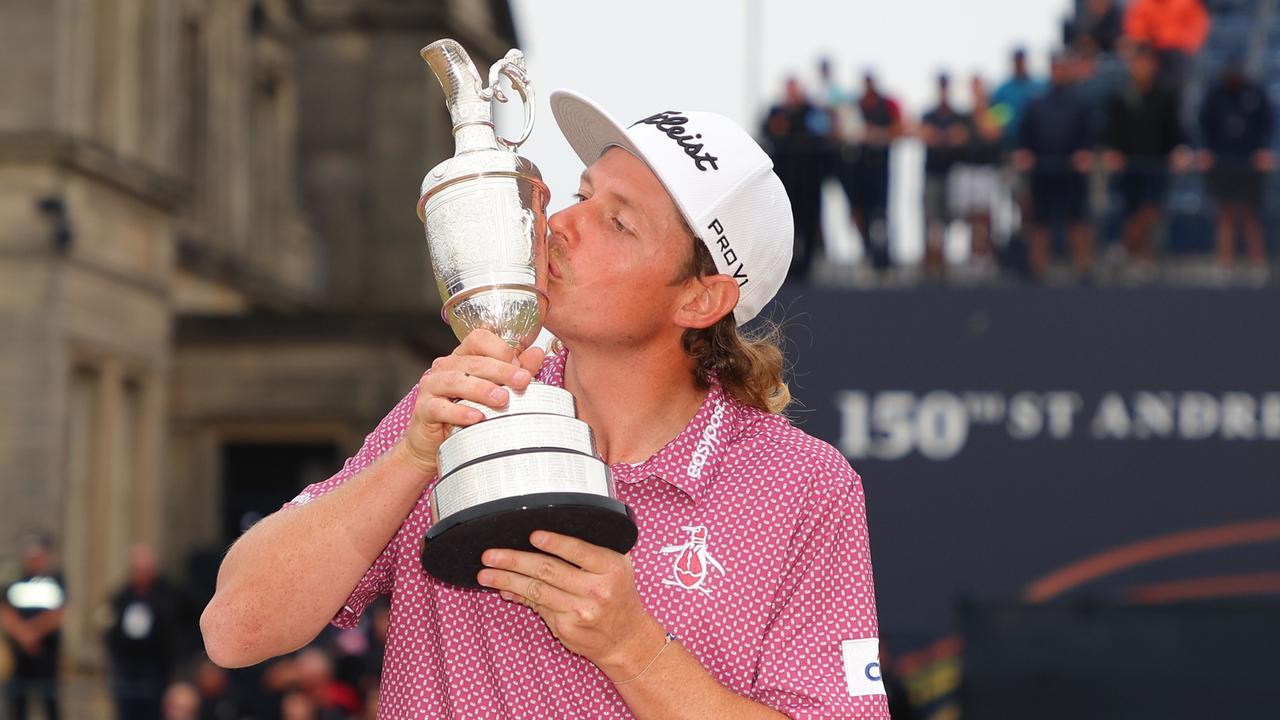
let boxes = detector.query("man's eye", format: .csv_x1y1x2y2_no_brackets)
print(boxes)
611,217,628,233
572,193,587,203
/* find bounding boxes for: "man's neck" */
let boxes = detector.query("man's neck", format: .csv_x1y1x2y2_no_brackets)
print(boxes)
561,340,707,466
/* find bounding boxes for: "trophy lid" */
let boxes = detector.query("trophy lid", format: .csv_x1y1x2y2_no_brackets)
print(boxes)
419,39,543,205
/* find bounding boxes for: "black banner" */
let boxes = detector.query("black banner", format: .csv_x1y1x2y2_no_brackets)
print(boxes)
770,285,1280,713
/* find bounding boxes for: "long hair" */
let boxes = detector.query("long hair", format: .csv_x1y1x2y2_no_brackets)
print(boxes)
675,235,791,414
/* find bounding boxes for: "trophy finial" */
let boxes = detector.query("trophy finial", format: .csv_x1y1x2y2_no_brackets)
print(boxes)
421,40,534,154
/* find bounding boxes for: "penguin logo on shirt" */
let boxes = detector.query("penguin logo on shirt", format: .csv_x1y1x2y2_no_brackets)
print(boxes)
659,526,725,596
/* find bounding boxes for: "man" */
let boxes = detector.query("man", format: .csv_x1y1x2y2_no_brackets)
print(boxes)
847,71,902,270
1198,59,1275,277
160,683,199,720
1,534,66,720
190,659,242,720
1016,52,1097,280
1122,0,1208,92
816,56,849,111
921,73,969,277
991,48,1046,153
763,78,832,282
1104,44,1191,272
1068,0,1123,56
951,75,1004,275
991,48,1047,265
106,544,189,720
202,90,889,719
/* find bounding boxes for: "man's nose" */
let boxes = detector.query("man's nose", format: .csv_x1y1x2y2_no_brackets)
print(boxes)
547,205,579,246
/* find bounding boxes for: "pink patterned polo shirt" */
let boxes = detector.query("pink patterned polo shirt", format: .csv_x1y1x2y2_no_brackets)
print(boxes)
289,350,888,719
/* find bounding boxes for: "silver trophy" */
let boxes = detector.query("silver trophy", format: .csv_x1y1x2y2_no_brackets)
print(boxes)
416,39,637,588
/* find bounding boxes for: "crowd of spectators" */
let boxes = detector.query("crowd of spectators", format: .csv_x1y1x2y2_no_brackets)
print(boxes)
762,0,1276,285
2,534,386,720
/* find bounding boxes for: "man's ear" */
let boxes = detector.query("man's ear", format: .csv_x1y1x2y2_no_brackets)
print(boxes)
675,275,740,330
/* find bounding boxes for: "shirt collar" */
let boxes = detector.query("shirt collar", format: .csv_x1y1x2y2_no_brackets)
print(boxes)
537,349,740,503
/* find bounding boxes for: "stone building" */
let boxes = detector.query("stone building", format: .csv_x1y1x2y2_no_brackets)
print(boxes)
0,0,518,679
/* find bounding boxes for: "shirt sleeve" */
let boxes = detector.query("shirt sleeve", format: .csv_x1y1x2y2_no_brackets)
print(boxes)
750,448,890,720
282,384,421,629
885,98,902,125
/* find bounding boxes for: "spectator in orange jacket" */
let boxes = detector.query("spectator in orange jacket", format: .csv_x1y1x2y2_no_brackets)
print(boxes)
1123,0,1210,91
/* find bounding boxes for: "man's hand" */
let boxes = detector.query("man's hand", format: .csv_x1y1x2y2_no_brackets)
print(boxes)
1011,149,1035,172
1071,149,1094,174
17,630,40,656
1253,149,1275,172
919,124,941,147
1170,146,1195,174
398,329,544,476
477,531,665,680
1103,150,1126,173
479,533,792,718
1197,149,1215,172
865,125,891,147
4,618,39,655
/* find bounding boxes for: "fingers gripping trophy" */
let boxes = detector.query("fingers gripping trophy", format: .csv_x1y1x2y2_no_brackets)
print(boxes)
416,39,638,587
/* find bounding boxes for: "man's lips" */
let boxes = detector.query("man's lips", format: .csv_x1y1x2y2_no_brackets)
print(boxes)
548,244,569,281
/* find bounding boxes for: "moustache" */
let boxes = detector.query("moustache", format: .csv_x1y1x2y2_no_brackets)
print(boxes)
548,240,574,283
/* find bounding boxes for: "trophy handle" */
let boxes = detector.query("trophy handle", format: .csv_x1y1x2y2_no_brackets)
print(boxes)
482,50,534,150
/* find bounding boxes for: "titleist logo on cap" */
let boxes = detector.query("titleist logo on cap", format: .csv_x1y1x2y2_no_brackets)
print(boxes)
630,111,720,171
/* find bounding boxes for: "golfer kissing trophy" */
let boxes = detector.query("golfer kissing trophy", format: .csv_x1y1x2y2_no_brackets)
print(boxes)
416,39,637,588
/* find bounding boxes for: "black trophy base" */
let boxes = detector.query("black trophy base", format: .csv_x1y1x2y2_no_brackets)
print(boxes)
421,492,638,589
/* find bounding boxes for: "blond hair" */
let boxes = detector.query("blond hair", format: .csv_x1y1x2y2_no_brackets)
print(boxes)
676,236,791,414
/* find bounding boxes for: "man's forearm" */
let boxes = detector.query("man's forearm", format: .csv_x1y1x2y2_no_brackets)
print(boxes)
0,606,19,633
613,628,787,720
0,606,30,645
28,608,63,639
201,441,431,667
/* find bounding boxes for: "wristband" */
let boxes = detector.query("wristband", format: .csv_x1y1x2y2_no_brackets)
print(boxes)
613,631,677,686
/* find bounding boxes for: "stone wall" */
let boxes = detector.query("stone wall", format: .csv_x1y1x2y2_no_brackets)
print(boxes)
0,0,517,680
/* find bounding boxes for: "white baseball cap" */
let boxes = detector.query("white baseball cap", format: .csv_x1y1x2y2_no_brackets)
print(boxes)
549,89,793,325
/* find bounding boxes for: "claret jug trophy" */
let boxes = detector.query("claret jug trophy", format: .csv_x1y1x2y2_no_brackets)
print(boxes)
416,39,637,588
